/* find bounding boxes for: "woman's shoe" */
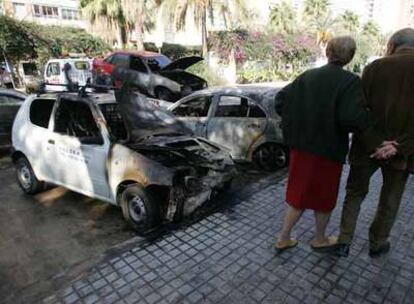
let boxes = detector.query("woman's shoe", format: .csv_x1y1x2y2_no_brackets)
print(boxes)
310,236,338,252
274,239,298,253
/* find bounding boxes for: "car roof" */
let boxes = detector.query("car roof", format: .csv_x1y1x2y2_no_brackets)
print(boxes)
183,85,281,110
35,92,117,105
0,88,27,99
111,50,165,58
47,58,91,63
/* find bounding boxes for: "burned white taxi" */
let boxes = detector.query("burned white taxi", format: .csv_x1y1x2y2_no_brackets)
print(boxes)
11,88,235,232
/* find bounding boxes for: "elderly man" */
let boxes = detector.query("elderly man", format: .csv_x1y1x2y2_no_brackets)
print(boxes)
274,36,374,252
335,28,414,258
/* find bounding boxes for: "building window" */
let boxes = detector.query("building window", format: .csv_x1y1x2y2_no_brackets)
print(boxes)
32,4,59,18
13,2,26,19
61,8,78,20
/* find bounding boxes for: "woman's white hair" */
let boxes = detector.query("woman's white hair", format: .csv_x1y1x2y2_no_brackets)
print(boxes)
325,36,357,66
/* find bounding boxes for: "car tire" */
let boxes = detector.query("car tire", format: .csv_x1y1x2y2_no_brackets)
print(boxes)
253,144,289,171
15,157,45,194
155,87,175,102
120,184,160,233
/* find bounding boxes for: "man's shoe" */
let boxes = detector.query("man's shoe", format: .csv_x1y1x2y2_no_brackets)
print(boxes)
335,243,350,257
369,242,390,258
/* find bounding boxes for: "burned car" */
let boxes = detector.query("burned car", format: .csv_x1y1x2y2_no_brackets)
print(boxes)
11,87,235,232
0,88,26,148
169,86,288,170
92,51,207,101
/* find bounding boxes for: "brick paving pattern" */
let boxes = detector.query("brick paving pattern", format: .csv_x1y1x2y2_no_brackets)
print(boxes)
43,168,414,304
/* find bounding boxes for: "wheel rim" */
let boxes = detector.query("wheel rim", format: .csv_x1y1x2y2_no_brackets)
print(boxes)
18,164,32,190
274,147,287,168
256,145,287,169
129,195,147,223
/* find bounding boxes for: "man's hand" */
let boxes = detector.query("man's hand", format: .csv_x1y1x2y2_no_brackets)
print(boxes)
370,141,398,160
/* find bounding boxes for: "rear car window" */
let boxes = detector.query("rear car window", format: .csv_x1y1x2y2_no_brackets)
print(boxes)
215,96,248,117
46,63,60,77
111,54,130,68
30,99,55,128
146,55,171,71
74,61,90,70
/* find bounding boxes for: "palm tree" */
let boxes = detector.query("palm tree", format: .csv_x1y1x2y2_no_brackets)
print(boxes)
303,0,329,19
217,0,251,29
340,10,360,34
79,0,125,48
163,0,249,57
269,1,297,35
121,0,162,50
303,0,334,53
362,20,381,38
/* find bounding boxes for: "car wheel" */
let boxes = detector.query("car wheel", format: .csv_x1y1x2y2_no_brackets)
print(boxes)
120,184,160,233
15,157,45,194
253,144,289,171
155,87,175,102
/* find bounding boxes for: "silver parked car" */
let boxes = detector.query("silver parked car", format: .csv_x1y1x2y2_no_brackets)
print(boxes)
168,86,288,169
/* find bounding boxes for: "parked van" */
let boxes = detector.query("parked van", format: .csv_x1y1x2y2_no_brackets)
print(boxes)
44,58,93,91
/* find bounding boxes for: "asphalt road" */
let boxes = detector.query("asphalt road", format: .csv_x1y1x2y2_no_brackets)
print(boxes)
0,156,273,303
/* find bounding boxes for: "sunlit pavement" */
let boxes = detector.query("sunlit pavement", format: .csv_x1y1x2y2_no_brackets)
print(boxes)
38,167,414,304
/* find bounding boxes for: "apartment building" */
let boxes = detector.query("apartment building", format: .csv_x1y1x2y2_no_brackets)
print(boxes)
2,0,86,28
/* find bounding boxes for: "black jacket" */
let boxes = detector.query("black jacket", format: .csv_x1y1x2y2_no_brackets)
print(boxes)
276,64,370,163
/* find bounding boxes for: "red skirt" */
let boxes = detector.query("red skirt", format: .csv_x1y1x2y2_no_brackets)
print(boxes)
286,149,343,212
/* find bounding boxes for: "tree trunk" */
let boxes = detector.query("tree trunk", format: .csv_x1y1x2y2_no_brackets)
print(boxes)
135,21,145,51
135,1,145,51
201,9,208,59
116,23,123,49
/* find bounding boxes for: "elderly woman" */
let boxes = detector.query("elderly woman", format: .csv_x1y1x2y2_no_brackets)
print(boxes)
274,36,371,252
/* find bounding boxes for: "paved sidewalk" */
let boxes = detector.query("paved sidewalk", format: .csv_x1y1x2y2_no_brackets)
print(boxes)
43,168,414,304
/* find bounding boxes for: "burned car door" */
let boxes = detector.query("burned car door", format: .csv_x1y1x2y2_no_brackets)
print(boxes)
207,95,268,160
170,95,212,137
27,98,57,180
50,98,110,198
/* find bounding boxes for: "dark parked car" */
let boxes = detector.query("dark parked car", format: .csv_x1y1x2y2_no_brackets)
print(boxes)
0,89,26,148
92,51,207,101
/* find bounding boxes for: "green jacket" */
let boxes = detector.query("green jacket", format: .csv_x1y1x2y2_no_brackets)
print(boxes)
350,48,414,172
276,63,370,163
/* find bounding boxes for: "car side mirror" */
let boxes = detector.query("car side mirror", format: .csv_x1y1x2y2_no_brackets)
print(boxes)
80,136,104,145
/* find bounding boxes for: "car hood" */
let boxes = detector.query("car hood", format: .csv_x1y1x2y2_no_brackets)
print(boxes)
115,86,192,143
161,56,204,71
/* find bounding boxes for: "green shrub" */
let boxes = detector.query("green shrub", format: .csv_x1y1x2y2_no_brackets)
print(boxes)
144,42,202,60
0,15,110,69
187,62,226,86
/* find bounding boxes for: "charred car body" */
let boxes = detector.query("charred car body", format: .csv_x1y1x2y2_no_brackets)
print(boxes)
168,86,288,170
11,86,234,232
92,51,207,102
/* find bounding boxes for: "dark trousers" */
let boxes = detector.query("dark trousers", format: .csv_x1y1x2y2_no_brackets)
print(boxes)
338,160,409,249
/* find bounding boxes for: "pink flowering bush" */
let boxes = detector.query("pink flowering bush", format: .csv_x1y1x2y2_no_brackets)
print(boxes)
208,30,319,82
